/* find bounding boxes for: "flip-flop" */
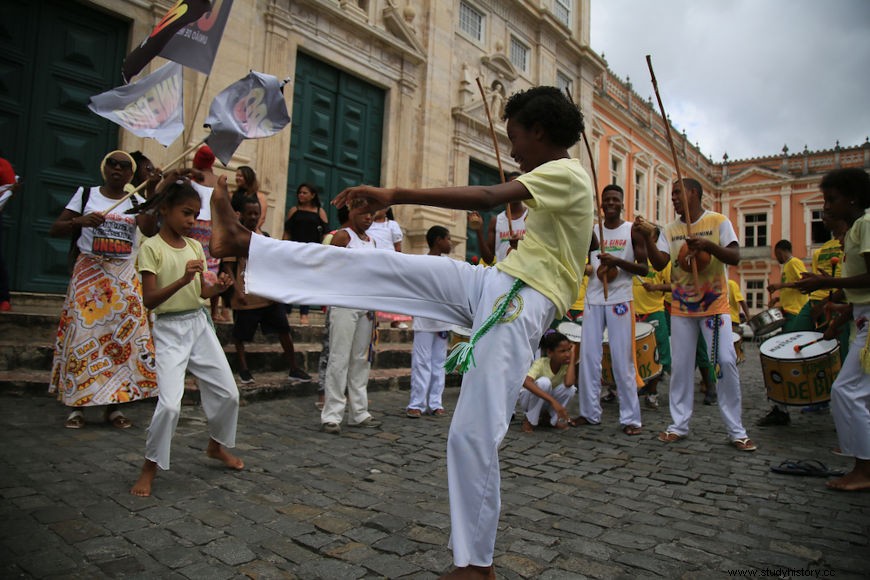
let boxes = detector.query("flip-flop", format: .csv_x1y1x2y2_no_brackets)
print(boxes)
107,410,133,429
770,459,845,477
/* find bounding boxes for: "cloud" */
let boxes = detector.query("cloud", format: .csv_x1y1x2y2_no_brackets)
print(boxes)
591,0,870,160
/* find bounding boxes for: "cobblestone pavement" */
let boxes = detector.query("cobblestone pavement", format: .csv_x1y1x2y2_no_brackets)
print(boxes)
1,342,869,579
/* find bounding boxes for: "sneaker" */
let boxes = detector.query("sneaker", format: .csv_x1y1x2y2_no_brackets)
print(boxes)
0,300,10,312
321,422,341,434
757,406,790,426
350,417,380,428
288,368,311,382
731,437,757,452
239,369,255,384
703,394,718,406
406,408,422,418
644,394,659,410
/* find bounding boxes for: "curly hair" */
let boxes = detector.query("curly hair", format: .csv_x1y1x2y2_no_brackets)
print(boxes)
502,86,584,148
821,168,870,209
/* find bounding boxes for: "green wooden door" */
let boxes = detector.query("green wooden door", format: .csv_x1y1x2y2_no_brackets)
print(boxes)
465,160,503,263
0,0,127,293
287,52,384,230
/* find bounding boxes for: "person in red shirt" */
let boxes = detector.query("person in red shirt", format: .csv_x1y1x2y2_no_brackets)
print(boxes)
0,154,20,311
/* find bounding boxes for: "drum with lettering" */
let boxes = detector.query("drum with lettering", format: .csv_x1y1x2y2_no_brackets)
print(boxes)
602,322,661,387
448,325,472,350
733,332,745,365
759,331,840,406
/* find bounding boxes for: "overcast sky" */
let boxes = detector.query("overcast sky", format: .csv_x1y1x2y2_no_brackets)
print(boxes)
590,0,870,162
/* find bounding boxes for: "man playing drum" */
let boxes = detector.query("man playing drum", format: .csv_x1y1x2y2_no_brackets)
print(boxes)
574,185,648,435
637,178,756,451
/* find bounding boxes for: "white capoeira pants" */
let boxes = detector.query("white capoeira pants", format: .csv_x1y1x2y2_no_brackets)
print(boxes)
579,303,642,427
322,307,373,425
518,377,577,426
145,309,239,470
831,304,870,460
409,330,448,412
668,314,747,439
246,234,555,567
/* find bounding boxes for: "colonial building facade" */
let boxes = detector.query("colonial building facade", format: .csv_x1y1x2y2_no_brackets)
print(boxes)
1,0,867,305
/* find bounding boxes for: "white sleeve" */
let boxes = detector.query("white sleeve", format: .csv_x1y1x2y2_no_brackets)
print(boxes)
655,230,670,255
390,220,404,243
64,187,86,213
719,219,738,247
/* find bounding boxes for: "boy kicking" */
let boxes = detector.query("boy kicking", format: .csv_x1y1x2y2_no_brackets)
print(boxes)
209,86,593,579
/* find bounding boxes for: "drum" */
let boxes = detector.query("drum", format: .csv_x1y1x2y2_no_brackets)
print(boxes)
602,321,662,387
748,308,786,337
556,321,583,343
759,331,840,406
449,325,472,350
733,332,745,365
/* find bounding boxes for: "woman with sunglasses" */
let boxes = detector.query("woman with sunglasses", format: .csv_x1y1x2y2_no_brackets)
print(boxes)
48,150,160,429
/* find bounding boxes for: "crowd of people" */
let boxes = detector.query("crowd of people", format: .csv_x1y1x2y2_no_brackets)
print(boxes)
2,84,868,580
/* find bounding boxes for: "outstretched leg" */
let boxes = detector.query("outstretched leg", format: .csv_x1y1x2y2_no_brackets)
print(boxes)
210,175,252,258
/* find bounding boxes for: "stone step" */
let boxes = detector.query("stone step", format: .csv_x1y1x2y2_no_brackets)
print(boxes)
0,367,462,403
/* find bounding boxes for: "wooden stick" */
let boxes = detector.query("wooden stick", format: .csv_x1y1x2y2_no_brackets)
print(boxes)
103,138,206,214
567,87,608,300
794,337,825,353
646,55,700,291
475,77,513,235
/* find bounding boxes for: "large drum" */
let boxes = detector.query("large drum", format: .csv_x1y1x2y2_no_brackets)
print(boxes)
449,325,472,350
602,321,661,387
760,331,840,406
748,308,786,337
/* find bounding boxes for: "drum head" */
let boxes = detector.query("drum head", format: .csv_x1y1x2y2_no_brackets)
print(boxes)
450,325,472,337
732,332,741,344
557,321,583,343
760,331,837,360
635,321,654,339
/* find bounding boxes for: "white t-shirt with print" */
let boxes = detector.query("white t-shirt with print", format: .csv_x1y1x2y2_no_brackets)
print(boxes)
65,186,139,260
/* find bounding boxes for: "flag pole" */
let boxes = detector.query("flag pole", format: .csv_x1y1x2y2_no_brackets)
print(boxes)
103,137,207,214
475,77,513,235
183,73,210,146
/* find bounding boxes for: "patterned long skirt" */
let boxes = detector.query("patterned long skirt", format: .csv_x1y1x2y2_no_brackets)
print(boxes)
49,254,158,406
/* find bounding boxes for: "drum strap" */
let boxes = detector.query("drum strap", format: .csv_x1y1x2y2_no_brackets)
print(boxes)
444,279,526,374
712,314,722,380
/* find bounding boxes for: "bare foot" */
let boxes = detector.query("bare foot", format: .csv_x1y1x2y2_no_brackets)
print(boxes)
439,565,496,579
206,439,245,470
209,175,252,259
826,459,870,491
521,418,534,433
130,460,157,497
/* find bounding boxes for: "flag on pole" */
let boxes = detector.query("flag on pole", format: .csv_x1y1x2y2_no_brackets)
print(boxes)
205,71,292,165
160,0,233,75
122,0,212,83
89,62,184,147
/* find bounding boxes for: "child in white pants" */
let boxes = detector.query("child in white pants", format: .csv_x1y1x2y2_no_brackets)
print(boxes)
209,86,594,578
518,331,576,432
407,226,454,418
792,168,870,491
130,174,243,498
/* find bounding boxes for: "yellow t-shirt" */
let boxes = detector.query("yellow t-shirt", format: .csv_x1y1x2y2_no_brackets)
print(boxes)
842,212,870,305
526,356,569,388
569,260,590,311
633,261,671,315
138,234,207,315
779,256,808,315
809,238,844,301
727,279,744,324
661,211,735,317
499,158,594,314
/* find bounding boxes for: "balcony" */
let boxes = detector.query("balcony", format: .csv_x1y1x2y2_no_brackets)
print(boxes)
741,245,771,260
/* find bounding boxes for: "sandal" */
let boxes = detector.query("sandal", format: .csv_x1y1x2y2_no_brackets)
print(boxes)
622,425,642,436
731,437,757,452
568,416,596,427
770,459,843,477
657,430,685,443
65,410,85,429
107,410,133,429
